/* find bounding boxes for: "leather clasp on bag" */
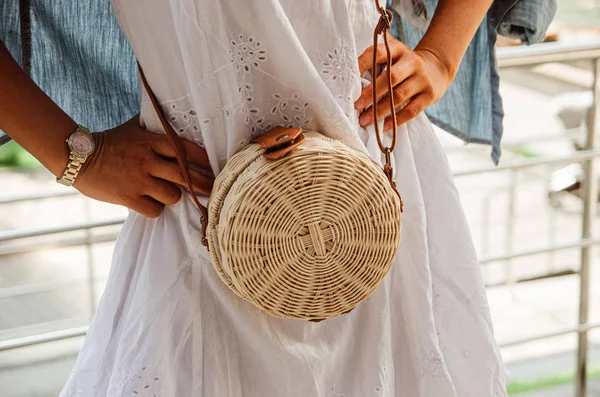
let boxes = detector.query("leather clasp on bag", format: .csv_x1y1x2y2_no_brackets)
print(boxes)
253,127,305,160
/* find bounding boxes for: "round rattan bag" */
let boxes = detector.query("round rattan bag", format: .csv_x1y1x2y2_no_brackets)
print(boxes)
138,3,402,321
205,130,402,320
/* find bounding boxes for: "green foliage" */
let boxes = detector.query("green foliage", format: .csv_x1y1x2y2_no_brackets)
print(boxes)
508,362,600,395
0,141,41,169
509,146,539,159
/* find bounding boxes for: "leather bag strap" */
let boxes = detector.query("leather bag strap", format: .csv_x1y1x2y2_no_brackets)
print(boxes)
372,1,400,201
372,1,398,154
137,0,400,247
137,62,209,247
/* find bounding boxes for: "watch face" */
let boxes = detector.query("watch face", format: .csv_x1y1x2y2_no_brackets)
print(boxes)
69,131,95,156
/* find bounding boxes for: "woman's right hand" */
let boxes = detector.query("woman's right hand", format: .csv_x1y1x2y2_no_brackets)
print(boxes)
74,115,213,218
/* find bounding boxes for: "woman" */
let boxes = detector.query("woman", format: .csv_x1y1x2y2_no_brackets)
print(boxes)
0,0,507,395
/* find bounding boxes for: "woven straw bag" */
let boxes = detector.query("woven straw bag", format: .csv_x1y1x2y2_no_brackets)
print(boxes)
139,2,403,321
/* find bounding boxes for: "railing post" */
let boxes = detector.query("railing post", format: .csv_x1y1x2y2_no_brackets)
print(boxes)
576,56,600,397
505,172,518,293
84,199,97,318
547,164,558,273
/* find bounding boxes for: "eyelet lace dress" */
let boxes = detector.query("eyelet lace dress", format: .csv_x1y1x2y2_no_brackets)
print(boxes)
59,1,508,396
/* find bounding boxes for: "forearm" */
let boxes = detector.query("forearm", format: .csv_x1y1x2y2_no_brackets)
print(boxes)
415,0,494,78
0,40,77,177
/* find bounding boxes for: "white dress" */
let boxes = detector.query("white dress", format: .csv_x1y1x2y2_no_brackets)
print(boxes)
60,1,508,396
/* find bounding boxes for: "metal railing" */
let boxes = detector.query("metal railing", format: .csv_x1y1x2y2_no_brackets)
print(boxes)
0,39,599,396
495,40,600,397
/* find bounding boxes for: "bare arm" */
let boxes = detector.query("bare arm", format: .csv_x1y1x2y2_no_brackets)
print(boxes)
415,0,494,78
0,40,77,177
0,40,212,217
355,0,494,129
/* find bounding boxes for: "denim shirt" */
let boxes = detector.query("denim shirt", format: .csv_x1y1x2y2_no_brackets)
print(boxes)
0,0,555,164
0,0,138,146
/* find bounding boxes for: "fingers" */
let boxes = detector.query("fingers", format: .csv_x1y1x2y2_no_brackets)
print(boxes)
149,134,211,171
383,94,429,131
358,76,423,127
356,42,438,130
357,35,405,74
129,196,165,218
354,61,416,112
145,178,183,206
147,157,214,196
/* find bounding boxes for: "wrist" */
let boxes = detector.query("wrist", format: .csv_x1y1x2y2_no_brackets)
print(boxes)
55,125,97,186
76,130,103,181
43,119,79,178
414,45,459,82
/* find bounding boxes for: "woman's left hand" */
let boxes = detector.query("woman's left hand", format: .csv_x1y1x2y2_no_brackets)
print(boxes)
354,34,455,131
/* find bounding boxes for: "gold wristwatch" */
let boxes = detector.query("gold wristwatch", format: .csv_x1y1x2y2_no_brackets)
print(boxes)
57,125,96,187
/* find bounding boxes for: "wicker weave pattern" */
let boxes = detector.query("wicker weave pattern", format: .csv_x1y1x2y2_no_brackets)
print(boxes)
207,132,402,320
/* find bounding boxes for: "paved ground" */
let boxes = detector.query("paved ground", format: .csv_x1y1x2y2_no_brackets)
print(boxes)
1,63,600,396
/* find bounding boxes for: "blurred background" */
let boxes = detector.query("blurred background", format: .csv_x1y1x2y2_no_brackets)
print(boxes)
1,1,600,396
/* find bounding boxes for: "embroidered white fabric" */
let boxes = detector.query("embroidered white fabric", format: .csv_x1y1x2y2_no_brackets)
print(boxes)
59,1,508,396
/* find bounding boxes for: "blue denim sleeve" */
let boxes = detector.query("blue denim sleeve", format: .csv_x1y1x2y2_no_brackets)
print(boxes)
389,0,501,163
490,0,557,45
0,0,138,147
